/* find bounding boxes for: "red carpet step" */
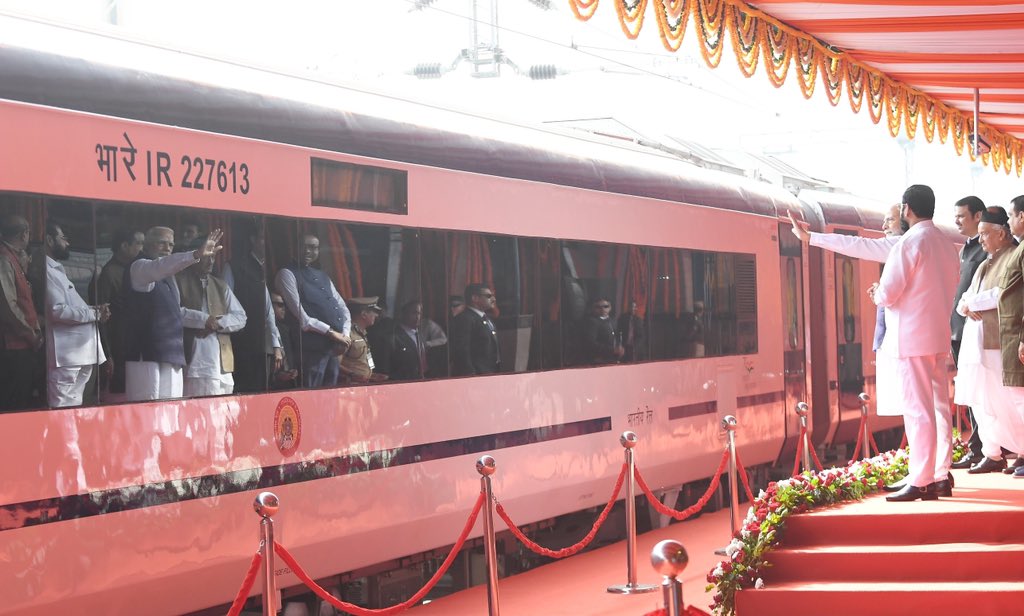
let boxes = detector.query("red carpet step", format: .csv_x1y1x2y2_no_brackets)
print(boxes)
736,472,1024,616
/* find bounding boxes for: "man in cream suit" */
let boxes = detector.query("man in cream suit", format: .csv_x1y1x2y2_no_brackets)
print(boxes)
44,221,110,407
871,185,960,502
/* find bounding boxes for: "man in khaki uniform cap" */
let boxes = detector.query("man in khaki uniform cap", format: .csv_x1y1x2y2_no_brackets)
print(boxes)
339,297,386,383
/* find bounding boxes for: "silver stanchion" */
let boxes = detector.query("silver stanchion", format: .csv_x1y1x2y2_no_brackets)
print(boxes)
714,416,741,555
608,431,658,595
858,392,872,458
651,539,689,616
796,402,812,473
476,455,501,616
253,491,279,616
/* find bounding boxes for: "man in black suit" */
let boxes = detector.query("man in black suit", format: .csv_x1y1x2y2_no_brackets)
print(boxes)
451,283,500,376
949,196,990,468
580,296,624,365
389,300,428,381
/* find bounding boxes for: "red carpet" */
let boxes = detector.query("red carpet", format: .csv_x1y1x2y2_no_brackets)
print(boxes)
735,470,1024,616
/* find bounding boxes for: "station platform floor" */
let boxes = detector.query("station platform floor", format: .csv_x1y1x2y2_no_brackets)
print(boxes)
408,506,730,616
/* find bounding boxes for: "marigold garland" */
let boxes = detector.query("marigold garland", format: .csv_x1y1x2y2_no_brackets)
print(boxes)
569,0,1024,177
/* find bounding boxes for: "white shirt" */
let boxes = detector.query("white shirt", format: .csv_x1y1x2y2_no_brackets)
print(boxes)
186,276,247,379
274,267,351,336
45,256,106,369
809,232,898,263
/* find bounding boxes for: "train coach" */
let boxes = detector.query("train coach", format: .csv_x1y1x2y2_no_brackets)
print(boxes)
0,16,936,615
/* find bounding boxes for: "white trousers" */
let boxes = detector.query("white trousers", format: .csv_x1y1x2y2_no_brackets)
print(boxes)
184,375,234,397
898,353,952,487
47,364,94,408
125,361,183,401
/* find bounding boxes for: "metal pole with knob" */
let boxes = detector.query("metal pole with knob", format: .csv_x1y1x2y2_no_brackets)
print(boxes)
608,431,658,594
795,402,812,473
651,539,689,616
253,491,280,616
723,416,741,538
858,392,872,458
476,455,501,616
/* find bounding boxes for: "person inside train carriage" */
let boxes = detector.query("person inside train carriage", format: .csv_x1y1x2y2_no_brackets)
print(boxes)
451,283,500,376
269,292,298,389
366,296,395,373
338,296,385,384
0,214,42,411
680,301,706,359
43,221,110,407
955,207,1021,475
221,220,283,393
92,228,144,401
274,232,351,388
994,195,1024,478
869,185,960,502
176,247,247,397
123,227,224,401
386,300,429,381
579,296,623,365
616,300,645,362
947,196,990,469
174,219,202,253
449,295,465,319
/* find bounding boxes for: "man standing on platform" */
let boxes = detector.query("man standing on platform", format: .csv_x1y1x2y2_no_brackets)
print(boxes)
870,185,959,502
949,196,989,469
996,195,1024,478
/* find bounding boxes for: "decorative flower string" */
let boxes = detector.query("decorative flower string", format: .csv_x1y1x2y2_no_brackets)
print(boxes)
568,0,1023,176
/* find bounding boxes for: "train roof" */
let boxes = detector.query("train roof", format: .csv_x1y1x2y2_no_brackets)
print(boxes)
0,15,806,219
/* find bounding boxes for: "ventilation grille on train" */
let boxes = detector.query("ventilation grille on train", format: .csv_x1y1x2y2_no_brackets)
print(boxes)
735,256,757,315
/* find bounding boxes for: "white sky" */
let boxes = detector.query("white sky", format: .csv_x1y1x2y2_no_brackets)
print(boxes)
1,0,1020,226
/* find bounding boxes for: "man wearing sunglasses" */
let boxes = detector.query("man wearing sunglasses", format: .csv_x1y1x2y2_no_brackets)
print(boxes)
450,283,500,376
581,297,624,365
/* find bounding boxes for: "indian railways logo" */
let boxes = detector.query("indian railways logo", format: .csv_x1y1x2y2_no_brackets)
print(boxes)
274,397,301,457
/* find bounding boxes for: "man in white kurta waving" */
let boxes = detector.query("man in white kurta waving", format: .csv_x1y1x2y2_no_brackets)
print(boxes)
870,185,960,502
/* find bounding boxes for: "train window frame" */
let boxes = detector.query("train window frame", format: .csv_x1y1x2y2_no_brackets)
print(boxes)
311,157,409,215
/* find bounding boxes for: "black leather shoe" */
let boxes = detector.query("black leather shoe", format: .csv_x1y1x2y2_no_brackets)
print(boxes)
930,479,952,497
886,484,937,502
883,479,907,492
951,454,976,470
1002,458,1024,475
948,471,955,489
967,457,1007,474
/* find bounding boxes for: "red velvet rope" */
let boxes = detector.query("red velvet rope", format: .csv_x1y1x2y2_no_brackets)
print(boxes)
495,462,628,558
635,448,730,521
809,438,825,471
792,429,804,477
868,431,881,458
732,449,756,504
226,550,262,616
273,492,485,616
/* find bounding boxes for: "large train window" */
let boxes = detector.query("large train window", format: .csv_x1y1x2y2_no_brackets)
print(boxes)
649,247,694,360
560,240,647,366
697,252,758,356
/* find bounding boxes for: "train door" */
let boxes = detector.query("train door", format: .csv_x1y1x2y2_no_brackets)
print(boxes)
777,223,806,461
832,234,865,444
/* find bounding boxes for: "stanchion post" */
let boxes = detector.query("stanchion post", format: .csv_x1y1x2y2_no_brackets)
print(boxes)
607,431,658,595
253,492,279,616
796,402,812,473
651,539,689,616
476,455,501,616
858,392,872,458
723,416,741,537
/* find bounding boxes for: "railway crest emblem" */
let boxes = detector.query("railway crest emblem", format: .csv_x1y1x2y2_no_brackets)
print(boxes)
274,397,301,457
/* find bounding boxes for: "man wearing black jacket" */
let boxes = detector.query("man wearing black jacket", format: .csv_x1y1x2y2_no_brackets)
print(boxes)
450,283,500,376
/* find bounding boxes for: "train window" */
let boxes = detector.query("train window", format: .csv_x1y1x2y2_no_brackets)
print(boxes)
311,158,408,215
696,252,758,356
649,247,694,360
445,231,535,376
537,238,562,370
43,198,100,408
560,240,643,366
0,193,46,412
221,216,274,394
420,230,449,379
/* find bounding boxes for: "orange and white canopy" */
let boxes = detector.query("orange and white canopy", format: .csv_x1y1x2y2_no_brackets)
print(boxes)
570,0,1024,175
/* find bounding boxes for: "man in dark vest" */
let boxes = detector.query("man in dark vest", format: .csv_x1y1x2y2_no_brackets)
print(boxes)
123,227,223,401
949,196,989,468
273,233,351,387
0,214,41,411
93,228,144,401
451,283,500,376
222,221,282,393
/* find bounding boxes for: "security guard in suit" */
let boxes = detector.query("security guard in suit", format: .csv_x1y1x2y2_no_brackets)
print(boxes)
450,283,500,376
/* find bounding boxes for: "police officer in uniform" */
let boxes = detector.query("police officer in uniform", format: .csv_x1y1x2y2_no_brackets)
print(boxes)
339,297,386,384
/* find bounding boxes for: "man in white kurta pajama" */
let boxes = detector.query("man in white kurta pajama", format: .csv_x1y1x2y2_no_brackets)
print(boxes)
872,186,960,501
